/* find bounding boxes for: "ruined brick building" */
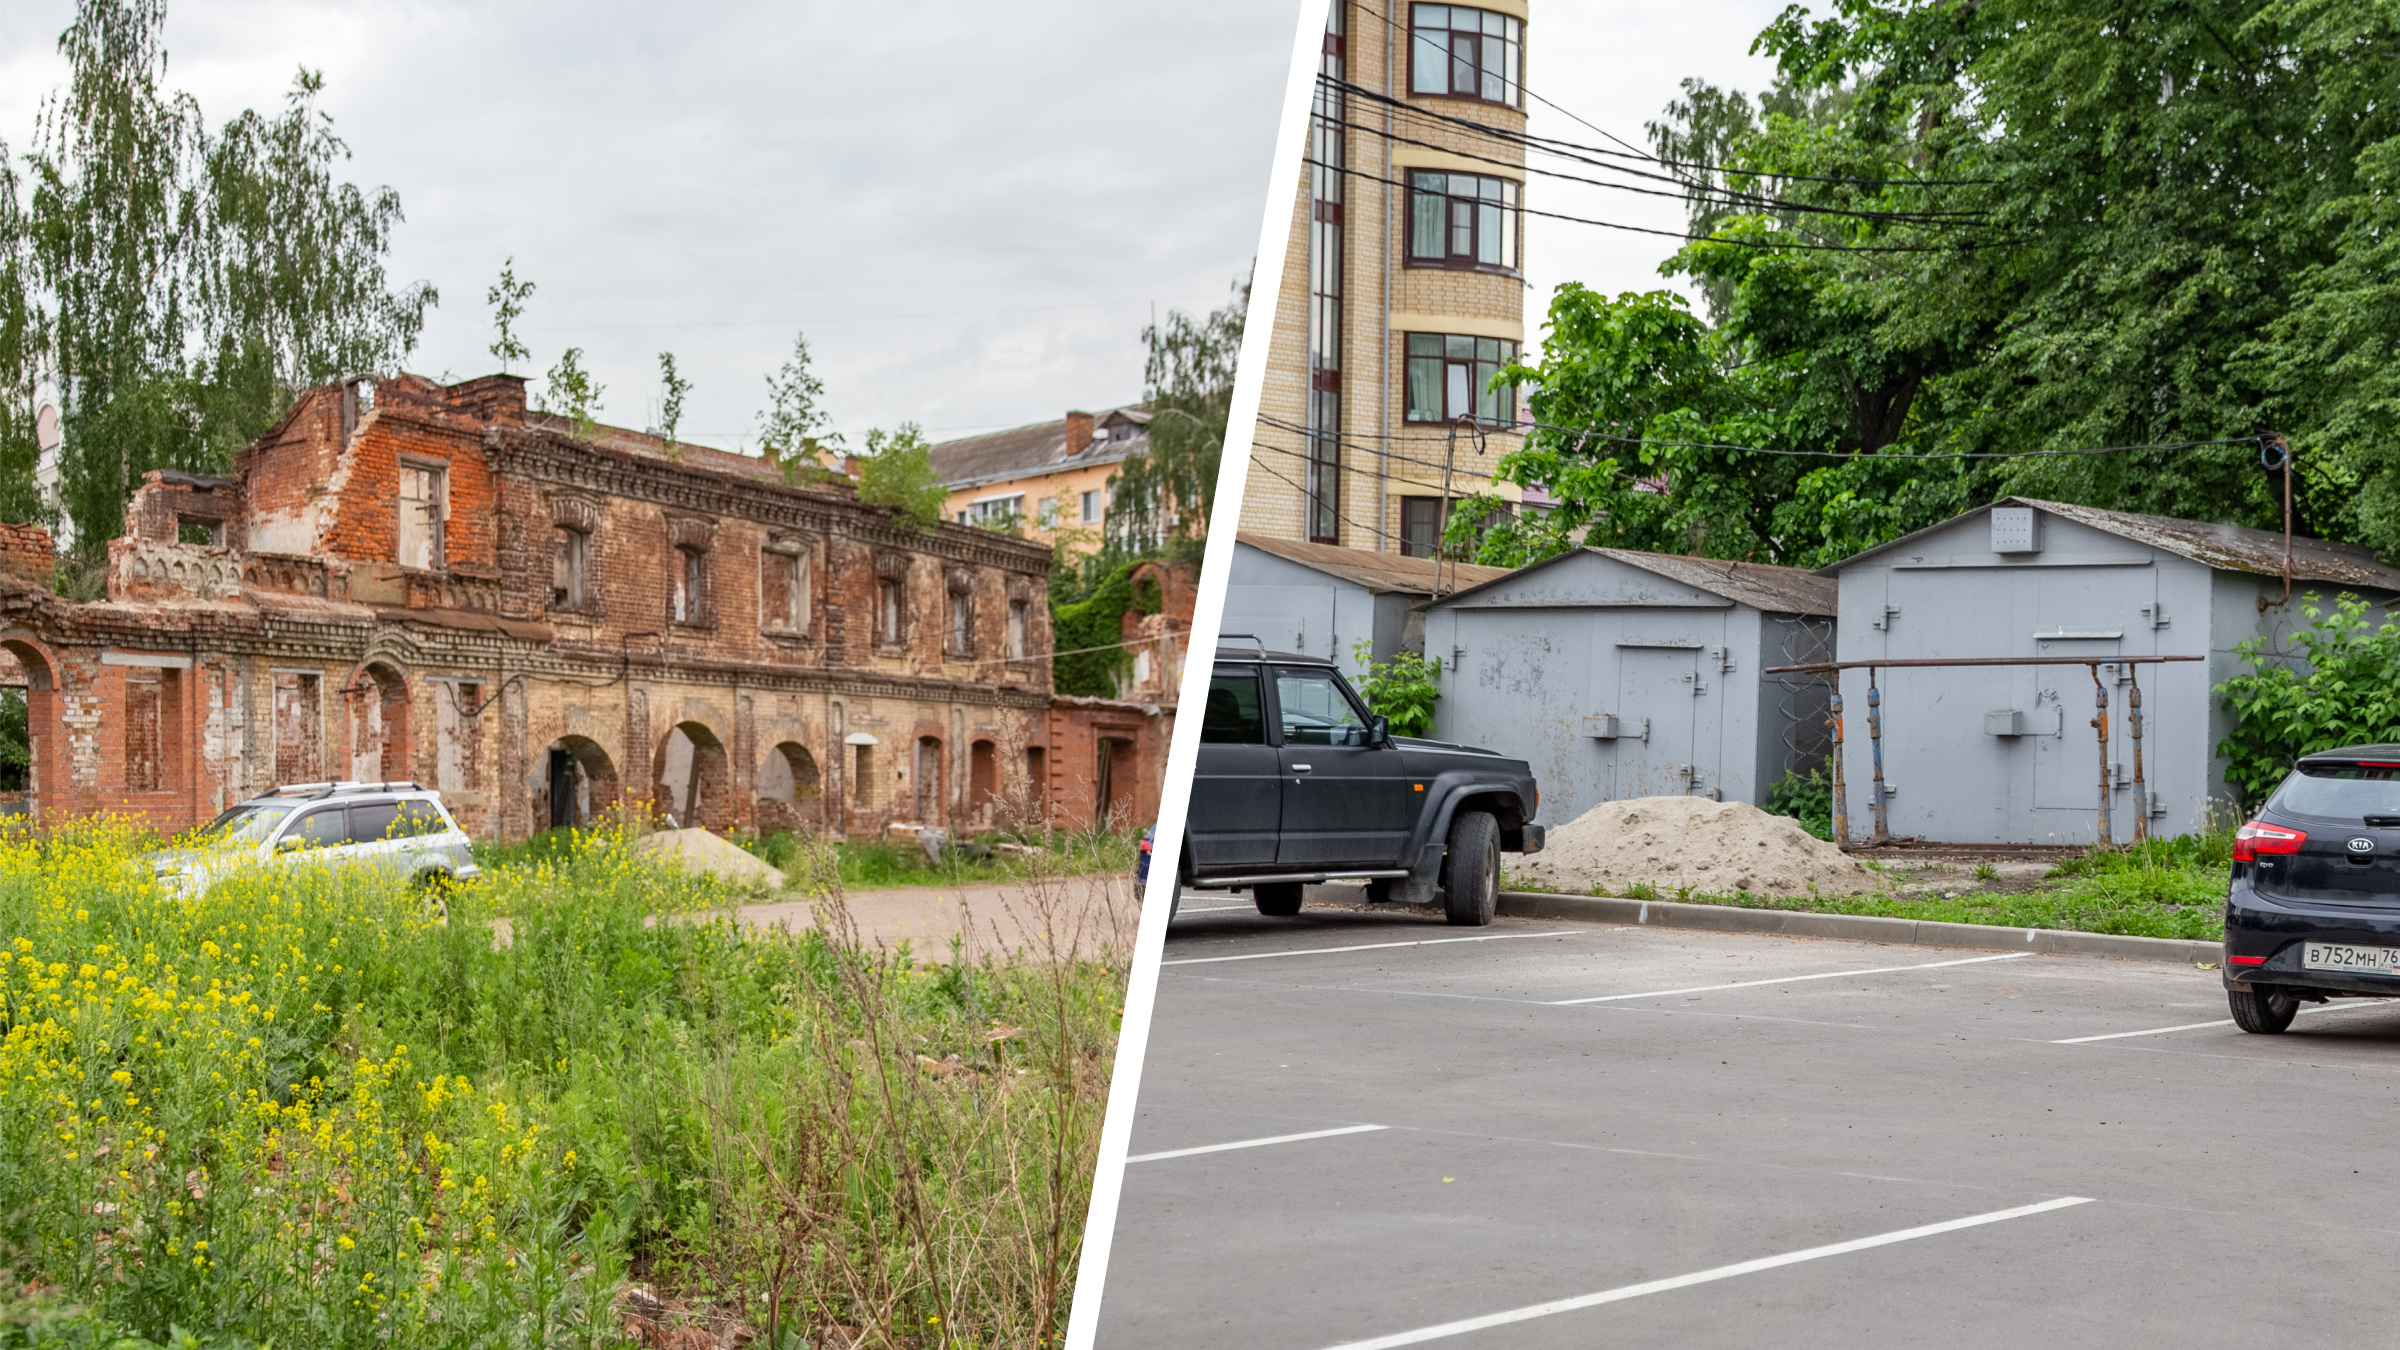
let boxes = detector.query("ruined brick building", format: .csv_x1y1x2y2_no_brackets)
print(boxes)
0,373,1085,841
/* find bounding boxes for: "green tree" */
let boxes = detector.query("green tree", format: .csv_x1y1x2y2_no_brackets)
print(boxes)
540,347,603,439
1489,0,2400,568
854,423,947,531
757,330,837,482
1107,275,1247,558
1,0,433,553
486,256,532,372
655,350,690,456
1351,641,1441,737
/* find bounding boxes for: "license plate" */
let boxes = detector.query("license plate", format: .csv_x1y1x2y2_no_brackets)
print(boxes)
2303,943,2400,974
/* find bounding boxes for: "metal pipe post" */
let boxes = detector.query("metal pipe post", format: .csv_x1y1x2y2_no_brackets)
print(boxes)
1867,669,1889,846
2128,671,2146,843
1829,689,1848,846
2089,664,2113,848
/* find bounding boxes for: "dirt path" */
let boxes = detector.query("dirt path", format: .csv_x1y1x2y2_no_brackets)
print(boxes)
736,874,1139,963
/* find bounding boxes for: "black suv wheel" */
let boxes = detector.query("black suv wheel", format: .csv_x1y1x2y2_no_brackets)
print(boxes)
1254,882,1305,917
2228,985,2299,1034
1443,811,1498,927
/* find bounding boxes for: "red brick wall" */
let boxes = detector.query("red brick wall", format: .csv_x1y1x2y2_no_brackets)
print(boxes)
0,523,55,586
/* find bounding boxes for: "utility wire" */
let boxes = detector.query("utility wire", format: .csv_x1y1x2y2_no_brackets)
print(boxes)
1305,156,1987,254
1339,2,1998,189
1255,410,2266,468
1327,114,1999,229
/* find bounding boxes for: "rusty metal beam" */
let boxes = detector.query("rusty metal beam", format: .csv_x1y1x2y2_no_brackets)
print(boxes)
1764,655,2205,674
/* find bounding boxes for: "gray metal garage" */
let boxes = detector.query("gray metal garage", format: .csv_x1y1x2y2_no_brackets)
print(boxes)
1420,548,1838,827
1223,534,1506,678
1822,497,2400,844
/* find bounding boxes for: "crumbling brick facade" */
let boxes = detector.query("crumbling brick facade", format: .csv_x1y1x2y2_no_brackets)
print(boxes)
0,373,1062,841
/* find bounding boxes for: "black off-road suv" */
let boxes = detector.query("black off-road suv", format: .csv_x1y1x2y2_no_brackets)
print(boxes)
2225,744,2400,1032
1181,639,1545,926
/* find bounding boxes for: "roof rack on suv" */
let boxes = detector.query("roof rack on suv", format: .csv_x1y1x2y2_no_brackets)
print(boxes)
1216,633,1268,655
258,780,430,801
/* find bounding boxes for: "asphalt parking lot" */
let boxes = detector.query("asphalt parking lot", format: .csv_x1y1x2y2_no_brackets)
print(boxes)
1096,889,2400,1348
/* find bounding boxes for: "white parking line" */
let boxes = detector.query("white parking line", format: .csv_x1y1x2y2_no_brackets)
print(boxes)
1162,931,1583,966
1315,1195,2097,1350
1127,1124,1389,1163
1548,952,2031,1005
2054,997,2393,1044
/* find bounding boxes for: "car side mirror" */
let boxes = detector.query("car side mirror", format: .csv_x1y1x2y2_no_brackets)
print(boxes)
1367,715,1391,747
277,835,308,852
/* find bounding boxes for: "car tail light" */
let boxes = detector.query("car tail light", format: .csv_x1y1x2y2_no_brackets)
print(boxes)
2232,820,2306,862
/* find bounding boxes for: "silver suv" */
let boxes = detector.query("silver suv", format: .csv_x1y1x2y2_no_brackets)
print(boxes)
155,781,482,898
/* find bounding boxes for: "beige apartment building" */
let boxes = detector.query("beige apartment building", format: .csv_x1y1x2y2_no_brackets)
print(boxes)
1247,0,1531,557
930,407,1151,559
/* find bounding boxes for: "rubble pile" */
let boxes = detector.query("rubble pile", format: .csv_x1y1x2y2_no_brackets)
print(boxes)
1515,795,1886,899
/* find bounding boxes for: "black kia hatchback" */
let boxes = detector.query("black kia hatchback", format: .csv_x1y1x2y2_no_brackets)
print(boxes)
2224,744,2400,1032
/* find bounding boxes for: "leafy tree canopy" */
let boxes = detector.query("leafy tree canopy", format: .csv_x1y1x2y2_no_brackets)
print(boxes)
1106,275,1248,560
0,0,435,553
1472,0,2400,570
854,423,948,531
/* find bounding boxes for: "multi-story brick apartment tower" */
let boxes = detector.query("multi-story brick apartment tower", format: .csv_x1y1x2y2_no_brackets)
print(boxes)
1247,0,1530,558
0,373,1086,842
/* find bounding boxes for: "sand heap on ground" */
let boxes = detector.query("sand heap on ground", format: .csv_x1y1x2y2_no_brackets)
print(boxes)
637,828,786,889
1515,796,1885,899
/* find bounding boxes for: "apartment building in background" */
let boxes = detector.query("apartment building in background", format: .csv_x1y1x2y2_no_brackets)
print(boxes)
1247,0,1531,559
929,406,1150,560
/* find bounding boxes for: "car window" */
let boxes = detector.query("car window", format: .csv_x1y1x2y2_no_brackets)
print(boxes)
1276,669,1371,747
1202,671,1267,744
2269,765,2400,820
394,800,450,837
286,807,349,849
348,801,402,843
196,801,292,847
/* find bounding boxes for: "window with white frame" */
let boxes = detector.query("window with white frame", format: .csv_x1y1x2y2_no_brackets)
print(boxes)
398,460,447,569
1080,489,1102,523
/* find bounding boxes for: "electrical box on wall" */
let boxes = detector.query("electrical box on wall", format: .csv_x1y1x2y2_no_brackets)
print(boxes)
1990,506,2042,554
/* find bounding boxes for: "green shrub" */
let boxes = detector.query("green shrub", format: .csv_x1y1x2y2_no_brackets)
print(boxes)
2219,592,2400,808
1765,769,1833,840
1351,642,1442,737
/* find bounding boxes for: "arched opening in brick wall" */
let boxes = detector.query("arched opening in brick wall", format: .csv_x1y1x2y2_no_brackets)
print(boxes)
0,639,57,821
754,741,823,835
345,662,412,783
912,736,943,826
540,736,619,831
1096,735,1137,831
656,721,733,831
968,739,999,828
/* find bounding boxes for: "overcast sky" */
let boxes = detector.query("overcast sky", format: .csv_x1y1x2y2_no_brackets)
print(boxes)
0,0,1297,450
1522,0,1791,342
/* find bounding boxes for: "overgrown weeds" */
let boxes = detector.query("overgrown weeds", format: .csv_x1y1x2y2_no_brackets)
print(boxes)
0,819,1127,1348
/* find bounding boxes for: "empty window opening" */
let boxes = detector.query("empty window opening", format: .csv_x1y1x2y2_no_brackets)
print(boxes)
762,547,810,633
177,517,223,547
398,461,447,570
851,744,875,805
273,671,322,785
553,527,589,608
914,736,942,824
1008,599,1030,660
947,583,975,657
438,682,483,793
673,545,707,623
125,668,164,792
877,574,905,645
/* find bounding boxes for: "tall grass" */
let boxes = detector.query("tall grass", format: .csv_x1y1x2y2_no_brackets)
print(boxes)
0,820,1127,1348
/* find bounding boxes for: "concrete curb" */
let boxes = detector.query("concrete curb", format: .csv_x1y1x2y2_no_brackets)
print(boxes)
1495,890,2222,966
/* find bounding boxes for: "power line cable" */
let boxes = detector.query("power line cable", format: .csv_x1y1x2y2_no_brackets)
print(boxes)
1339,3,1998,189
1326,112,1999,229
1305,156,1985,254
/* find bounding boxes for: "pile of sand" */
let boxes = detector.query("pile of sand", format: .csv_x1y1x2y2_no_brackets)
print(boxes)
1515,796,1885,899
637,827,786,889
